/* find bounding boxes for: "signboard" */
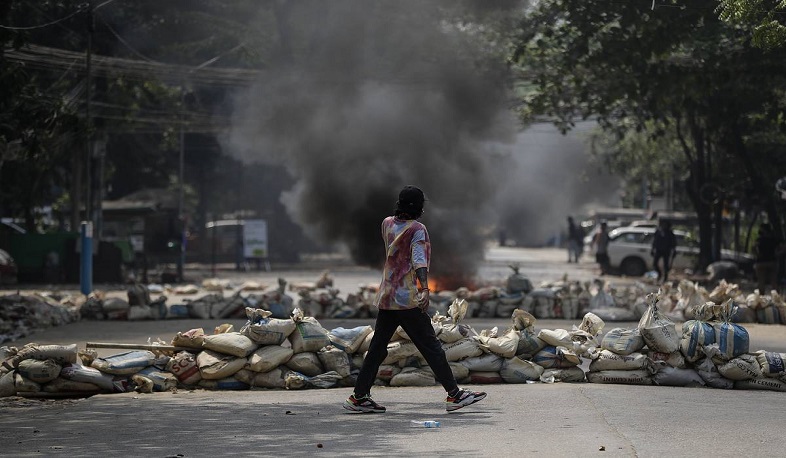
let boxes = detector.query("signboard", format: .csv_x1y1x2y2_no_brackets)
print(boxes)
243,219,268,258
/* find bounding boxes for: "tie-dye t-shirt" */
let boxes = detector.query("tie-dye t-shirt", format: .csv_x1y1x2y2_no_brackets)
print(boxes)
374,216,431,310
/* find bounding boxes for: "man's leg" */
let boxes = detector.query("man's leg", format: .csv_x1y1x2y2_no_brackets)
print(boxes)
662,254,672,282
653,253,662,281
397,308,458,394
353,309,399,397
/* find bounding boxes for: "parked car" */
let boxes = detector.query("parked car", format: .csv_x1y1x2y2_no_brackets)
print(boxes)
0,248,18,284
605,226,754,277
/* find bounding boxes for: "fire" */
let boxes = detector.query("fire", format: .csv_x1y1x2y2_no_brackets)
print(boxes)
430,275,477,292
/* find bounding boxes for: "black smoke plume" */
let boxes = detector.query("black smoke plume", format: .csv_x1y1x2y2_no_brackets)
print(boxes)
227,1,520,287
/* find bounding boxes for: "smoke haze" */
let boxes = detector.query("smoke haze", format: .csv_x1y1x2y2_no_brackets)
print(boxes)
226,1,619,287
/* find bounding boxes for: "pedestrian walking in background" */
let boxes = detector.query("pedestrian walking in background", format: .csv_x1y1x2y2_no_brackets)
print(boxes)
592,221,610,275
567,216,584,263
343,185,486,414
754,223,782,293
651,219,677,282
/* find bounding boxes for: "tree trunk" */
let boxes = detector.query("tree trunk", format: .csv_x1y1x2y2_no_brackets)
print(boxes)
681,111,714,270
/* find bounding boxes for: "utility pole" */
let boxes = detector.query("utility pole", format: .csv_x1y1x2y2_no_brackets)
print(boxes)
85,2,94,225
81,2,95,294
177,87,186,282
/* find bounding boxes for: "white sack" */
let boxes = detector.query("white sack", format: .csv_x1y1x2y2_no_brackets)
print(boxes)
589,350,649,372
460,353,504,372
317,346,351,378
91,350,156,375
443,338,483,362
499,357,543,383
601,328,645,356
247,346,294,373
285,352,324,377
718,354,762,381
202,332,258,358
540,367,586,383
390,367,437,387
17,359,61,384
197,349,246,380
586,370,652,385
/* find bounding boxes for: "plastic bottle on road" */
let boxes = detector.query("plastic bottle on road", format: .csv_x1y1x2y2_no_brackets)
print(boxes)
410,420,440,428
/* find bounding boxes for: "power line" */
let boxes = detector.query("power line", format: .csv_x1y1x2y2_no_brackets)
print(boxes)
97,16,156,62
0,4,88,31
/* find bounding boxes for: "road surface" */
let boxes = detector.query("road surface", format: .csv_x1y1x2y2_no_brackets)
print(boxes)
1,246,784,458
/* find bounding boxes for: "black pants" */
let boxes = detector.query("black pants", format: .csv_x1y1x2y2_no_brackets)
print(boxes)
595,252,610,274
354,307,458,397
653,252,673,281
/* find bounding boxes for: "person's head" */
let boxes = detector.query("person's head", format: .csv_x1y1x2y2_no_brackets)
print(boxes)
761,223,772,234
660,219,672,230
600,220,607,229
568,216,574,224
395,185,426,219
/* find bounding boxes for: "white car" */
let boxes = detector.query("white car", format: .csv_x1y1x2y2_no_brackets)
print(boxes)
604,226,754,277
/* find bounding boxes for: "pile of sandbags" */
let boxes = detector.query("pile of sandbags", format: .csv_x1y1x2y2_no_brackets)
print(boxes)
0,343,132,397
3,290,786,398
0,294,79,344
583,291,786,391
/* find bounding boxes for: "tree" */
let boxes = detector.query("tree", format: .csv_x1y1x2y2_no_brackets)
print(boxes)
717,0,786,49
511,0,786,268
0,2,84,231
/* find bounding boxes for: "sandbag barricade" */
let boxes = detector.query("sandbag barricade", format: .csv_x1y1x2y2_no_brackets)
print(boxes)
3,293,786,398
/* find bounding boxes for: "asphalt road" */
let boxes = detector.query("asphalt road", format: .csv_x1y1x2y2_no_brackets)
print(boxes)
2,246,785,457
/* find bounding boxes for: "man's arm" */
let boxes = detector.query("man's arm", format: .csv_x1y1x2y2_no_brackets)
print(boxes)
415,267,430,310
416,267,428,290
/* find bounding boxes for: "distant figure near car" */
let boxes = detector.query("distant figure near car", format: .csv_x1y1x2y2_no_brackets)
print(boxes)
592,221,610,275
651,220,677,282
567,216,584,263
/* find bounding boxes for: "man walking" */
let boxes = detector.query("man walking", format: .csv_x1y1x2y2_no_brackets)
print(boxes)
343,185,486,413
592,221,610,275
567,216,584,263
651,219,677,282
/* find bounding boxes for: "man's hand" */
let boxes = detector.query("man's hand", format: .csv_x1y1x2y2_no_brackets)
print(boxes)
417,288,430,312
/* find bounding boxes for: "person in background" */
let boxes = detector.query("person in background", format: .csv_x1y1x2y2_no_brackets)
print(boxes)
651,219,677,282
592,221,610,275
754,223,782,293
567,216,584,263
343,185,486,414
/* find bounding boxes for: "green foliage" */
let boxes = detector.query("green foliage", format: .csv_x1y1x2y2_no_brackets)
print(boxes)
511,0,786,264
717,0,786,49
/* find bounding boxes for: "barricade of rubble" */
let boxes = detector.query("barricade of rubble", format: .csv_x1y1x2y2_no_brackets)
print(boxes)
3,267,785,346
1,292,785,399
0,294,80,344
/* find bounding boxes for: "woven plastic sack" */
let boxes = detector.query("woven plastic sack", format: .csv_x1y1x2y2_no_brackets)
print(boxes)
638,293,679,353
285,352,324,377
91,350,156,375
247,346,294,373
240,307,297,345
717,354,761,381
196,349,246,380
499,356,543,383
289,309,330,353
203,332,259,358
601,328,644,356
680,320,716,362
586,370,652,385
540,367,586,383
589,350,648,372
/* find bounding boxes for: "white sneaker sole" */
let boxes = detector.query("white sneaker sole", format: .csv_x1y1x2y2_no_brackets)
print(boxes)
342,401,385,413
446,392,487,412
